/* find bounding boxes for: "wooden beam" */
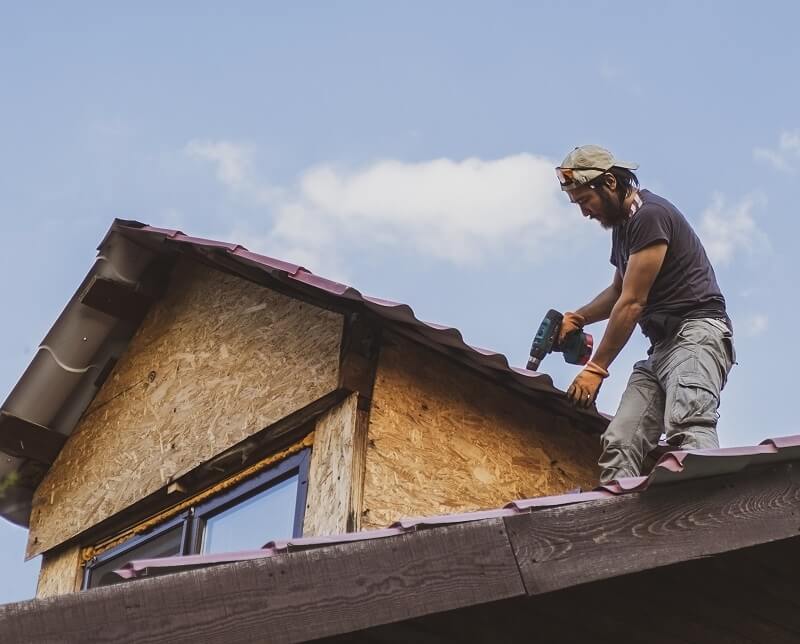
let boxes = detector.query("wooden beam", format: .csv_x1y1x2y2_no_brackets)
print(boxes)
0,412,66,464
0,519,524,644
303,393,360,536
338,312,381,410
504,462,800,596
79,276,153,321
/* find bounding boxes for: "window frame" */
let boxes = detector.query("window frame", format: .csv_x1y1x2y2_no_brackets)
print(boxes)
187,449,310,553
82,448,311,590
82,512,190,590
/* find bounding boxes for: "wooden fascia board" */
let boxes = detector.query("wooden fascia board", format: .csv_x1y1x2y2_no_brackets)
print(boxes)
0,412,66,465
504,461,800,596
0,519,524,644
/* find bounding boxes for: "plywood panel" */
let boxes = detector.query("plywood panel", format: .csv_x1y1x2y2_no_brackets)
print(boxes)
303,393,360,536
362,334,599,529
28,258,343,557
36,544,81,598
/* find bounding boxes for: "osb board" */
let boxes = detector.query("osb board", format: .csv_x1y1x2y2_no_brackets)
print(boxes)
36,544,82,598
27,258,343,558
362,334,599,530
303,393,359,537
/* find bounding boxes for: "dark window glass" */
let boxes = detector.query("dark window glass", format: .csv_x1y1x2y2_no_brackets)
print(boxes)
202,473,299,553
86,526,183,589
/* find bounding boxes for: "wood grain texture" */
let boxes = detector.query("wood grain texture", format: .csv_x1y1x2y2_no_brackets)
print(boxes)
505,462,800,596
326,537,800,644
0,519,524,644
362,332,598,529
348,409,370,531
303,393,359,536
27,257,343,558
35,544,82,599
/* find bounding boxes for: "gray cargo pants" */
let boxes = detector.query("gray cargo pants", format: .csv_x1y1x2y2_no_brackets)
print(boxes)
599,318,735,484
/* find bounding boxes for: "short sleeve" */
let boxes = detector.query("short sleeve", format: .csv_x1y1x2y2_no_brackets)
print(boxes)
628,204,672,254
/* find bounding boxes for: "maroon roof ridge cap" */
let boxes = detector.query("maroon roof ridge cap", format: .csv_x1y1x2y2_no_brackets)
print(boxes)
506,489,616,511
598,475,650,494
391,507,518,529
651,451,687,472
761,434,800,449
262,526,409,551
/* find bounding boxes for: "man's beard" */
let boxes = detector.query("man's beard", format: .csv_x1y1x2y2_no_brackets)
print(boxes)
597,189,627,229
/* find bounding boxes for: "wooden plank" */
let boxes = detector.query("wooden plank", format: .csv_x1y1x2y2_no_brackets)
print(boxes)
0,412,66,464
338,313,381,409
335,313,379,532
348,408,369,532
79,276,153,321
0,519,525,644
505,462,800,596
303,393,359,536
35,544,82,598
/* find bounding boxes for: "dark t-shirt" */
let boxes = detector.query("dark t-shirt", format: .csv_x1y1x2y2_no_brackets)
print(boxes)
610,189,727,341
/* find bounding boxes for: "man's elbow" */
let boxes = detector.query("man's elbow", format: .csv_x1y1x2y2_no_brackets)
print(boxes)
617,296,646,320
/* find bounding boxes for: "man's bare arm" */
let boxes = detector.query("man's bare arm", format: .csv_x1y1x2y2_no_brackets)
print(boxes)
591,243,668,370
575,271,623,324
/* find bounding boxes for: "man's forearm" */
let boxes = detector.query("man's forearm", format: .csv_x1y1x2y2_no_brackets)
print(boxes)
590,298,644,370
575,284,621,325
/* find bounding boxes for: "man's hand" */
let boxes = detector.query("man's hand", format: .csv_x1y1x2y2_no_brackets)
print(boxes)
559,311,586,345
567,361,609,408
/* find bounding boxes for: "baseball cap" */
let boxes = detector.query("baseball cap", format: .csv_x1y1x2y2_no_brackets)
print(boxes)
556,145,638,192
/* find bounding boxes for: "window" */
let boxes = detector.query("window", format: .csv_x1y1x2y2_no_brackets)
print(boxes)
83,449,310,589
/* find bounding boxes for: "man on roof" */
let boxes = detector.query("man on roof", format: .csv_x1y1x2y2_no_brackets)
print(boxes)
556,145,735,483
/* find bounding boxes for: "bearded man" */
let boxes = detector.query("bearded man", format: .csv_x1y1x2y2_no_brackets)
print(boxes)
556,145,735,483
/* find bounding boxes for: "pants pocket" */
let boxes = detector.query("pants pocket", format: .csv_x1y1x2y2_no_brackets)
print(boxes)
669,374,719,427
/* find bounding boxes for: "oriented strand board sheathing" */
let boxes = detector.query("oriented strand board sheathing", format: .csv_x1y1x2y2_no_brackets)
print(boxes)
27,258,343,558
36,544,82,598
362,334,599,530
303,394,360,536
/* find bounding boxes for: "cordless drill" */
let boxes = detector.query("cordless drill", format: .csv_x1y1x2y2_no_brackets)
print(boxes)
526,309,593,371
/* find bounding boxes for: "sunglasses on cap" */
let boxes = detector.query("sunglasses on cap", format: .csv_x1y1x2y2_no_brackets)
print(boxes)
555,166,610,187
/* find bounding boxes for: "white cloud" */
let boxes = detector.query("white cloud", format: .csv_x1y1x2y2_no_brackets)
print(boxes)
184,140,279,204
697,193,769,266
187,144,583,275
753,129,800,173
741,314,768,337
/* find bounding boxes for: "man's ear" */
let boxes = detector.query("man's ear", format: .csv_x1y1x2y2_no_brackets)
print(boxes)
604,173,617,190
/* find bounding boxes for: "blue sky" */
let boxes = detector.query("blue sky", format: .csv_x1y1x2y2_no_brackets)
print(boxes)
1,1,798,604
